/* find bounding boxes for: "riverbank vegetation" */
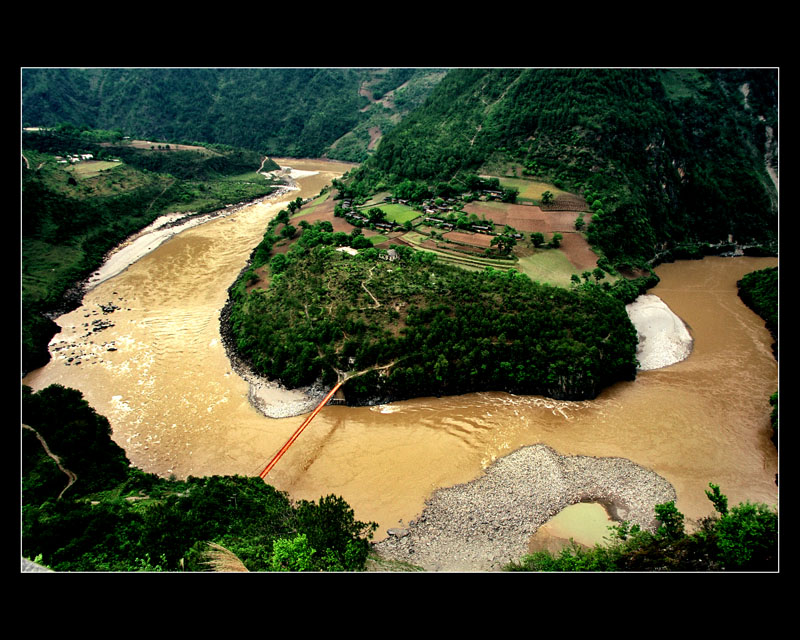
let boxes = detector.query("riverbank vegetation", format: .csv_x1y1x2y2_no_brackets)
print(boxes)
738,266,778,351
23,384,778,572
22,384,377,572
505,486,778,571
737,265,779,447
21,125,283,374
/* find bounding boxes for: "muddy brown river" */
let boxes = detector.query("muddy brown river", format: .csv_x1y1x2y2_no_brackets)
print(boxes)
22,159,778,544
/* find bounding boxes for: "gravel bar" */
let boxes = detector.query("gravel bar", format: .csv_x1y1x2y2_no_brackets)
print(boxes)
372,444,676,572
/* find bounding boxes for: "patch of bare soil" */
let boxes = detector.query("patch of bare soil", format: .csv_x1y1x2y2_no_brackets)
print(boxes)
540,193,588,211
558,232,600,272
463,203,580,234
442,230,494,248
294,209,353,234
245,264,271,293
367,126,382,150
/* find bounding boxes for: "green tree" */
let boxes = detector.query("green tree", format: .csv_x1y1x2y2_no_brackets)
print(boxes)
271,533,316,571
270,253,289,275
491,233,516,254
540,190,554,205
292,494,377,571
705,482,728,515
501,186,519,203
433,353,449,382
550,232,563,248
712,501,777,569
280,224,296,239
367,207,387,223
530,231,545,247
655,501,685,540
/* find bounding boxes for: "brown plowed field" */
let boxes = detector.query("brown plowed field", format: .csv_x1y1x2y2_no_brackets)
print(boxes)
463,202,583,233
540,194,588,211
443,231,494,247
558,232,600,272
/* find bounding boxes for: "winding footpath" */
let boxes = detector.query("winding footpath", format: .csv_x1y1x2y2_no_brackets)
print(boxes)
23,424,78,500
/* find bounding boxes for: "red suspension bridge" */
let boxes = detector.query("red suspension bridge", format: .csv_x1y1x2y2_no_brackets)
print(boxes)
259,380,344,479
258,360,399,479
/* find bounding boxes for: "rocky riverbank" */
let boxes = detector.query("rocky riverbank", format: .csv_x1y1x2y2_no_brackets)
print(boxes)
371,444,676,572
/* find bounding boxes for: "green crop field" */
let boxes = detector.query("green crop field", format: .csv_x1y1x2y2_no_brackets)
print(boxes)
514,250,580,287
361,203,421,224
68,160,124,179
496,177,568,202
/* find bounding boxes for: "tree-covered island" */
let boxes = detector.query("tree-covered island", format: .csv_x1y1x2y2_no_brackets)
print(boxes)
225,201,643,405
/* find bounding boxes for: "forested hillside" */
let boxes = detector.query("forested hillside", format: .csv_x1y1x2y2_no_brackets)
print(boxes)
22,384,378,571
21,68,445,162
346,68,778,266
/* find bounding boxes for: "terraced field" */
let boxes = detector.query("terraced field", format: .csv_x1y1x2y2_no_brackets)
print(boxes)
398,232,516,271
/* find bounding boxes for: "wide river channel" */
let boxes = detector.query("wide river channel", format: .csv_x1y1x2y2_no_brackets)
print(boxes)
23,159,779,546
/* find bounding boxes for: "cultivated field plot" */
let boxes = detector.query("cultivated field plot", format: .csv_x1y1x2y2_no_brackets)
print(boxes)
495,177,570,202
557,232,600,272
402,234,516,272
67,160,123,179
515,250,579,287
443,230,494,248
358,203,421,225
124,139,220,155
540,193,589,212
292,192,334,218
292,195,391,239
463,202,580,233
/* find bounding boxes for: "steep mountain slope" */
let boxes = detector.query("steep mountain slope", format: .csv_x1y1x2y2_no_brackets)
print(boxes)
21,68,445,161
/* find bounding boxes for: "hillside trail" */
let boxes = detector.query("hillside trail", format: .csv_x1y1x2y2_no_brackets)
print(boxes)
361,265,381,309
23,424,78,500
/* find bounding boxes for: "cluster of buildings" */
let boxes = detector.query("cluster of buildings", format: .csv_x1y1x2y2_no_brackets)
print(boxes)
56,153,95,164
